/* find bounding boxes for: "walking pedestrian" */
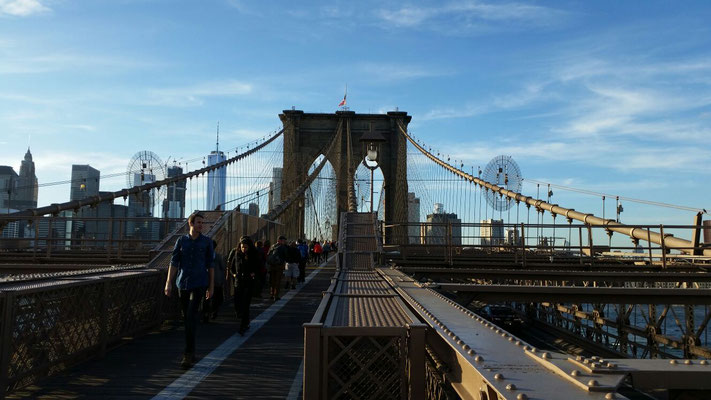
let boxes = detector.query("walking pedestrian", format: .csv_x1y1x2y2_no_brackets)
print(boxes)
297,239,308,283
313,240,323,264
254,240,267,298
164,213,214,369
228,236,260,335
267,235,288,301
203,240,225,322
322,241,331,264
285,241,301,289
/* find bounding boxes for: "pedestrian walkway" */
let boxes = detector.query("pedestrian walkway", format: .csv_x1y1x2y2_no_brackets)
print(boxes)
8,258,335,399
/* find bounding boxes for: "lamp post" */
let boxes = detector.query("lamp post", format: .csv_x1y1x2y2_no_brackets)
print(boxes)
359,124,386,214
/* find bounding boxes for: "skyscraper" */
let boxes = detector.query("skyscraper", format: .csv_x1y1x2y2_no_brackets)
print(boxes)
407,192,420,244
207,150,226,211
268,167,283,211
0,166,18,212
480,219,505,247
421,204,462,245
70,165,100,201
162,165,186,218
248,203,259,217
70,165,101,241
14,148,38,210
129,170,156,217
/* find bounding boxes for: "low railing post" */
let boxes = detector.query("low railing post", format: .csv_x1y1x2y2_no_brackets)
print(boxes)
107,217,113,262
46,216,53,258
647,229,654,266
408,323,426,400
0,293,15,395
660,225,667,269
303,323,323,399
520,222,526,268
586,224,594,267
578,226,584,265
99,279,109,358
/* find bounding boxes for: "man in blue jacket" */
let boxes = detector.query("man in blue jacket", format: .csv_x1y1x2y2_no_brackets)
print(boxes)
164,212,214,369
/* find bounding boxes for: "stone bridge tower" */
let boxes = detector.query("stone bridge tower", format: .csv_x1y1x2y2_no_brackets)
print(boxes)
278,110,411,242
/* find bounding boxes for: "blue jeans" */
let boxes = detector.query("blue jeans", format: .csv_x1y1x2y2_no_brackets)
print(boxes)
179,287,206,354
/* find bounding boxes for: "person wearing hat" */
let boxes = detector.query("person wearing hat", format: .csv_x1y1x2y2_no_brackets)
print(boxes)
227,236,260,335
266,235,288,301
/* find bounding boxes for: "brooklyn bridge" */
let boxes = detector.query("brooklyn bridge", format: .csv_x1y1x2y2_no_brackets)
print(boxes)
1,110,710,399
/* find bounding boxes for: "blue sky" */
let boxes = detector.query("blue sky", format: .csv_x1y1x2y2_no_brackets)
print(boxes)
1,0,710,229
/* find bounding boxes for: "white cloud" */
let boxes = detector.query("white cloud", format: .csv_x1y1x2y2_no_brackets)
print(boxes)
376,1,569,33
60,124,97,132
358,62,452,81
0,52,162,75
144,80,254,107
0,0,49,17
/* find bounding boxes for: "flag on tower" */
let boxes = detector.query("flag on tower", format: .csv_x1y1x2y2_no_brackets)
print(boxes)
338,85,347,107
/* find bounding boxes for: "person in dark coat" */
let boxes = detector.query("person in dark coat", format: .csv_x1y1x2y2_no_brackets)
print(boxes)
228,236,260,335
203,240,226,322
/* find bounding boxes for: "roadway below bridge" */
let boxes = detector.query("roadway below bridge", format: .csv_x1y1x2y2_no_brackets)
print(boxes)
7,259,336,400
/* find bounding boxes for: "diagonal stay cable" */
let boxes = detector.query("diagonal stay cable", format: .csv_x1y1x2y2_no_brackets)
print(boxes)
396,121,708,256
3,130,284,223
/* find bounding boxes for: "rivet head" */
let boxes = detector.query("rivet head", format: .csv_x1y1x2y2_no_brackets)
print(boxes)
576,355,583,361
605,393,616,400
467,349,476,356
508,337,514,342
516,394,528,400
515,340,522,346
701,360,709,365
583,359,591,364
463,344,470,350
684,360,692,365
588,379,599,387
474,355,484,362
542,352,551,359
530,347,537,353
494,373,504,380
606,362,616,369
670,360,677,365
456,339,463,345
570,370,580,376
590,363,598,368
506,383,517,391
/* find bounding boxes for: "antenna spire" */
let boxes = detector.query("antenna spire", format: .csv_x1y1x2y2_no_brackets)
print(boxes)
216,121,220,153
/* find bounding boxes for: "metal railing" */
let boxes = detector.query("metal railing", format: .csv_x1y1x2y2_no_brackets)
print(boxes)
0,215,185,265
384,221,711,268
0,209,281,396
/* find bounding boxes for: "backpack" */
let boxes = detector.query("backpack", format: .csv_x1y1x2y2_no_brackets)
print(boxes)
267,245,285,266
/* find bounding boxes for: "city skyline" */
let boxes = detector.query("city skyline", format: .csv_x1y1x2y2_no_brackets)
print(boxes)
0,1,709,226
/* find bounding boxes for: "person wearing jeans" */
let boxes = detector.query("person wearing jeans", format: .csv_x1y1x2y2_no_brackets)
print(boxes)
164,213,214,369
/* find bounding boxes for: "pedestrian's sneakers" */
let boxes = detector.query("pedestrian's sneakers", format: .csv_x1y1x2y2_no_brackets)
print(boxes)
181,353,195,369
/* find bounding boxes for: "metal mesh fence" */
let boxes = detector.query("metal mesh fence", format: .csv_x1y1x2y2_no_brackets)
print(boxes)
1,269,164,393
327,335,405,400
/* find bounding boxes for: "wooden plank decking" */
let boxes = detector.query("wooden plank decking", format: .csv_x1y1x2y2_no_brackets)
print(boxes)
8,261,335,399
